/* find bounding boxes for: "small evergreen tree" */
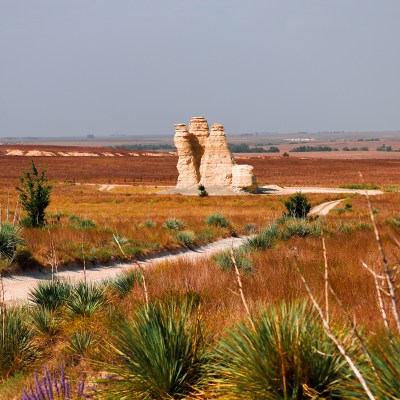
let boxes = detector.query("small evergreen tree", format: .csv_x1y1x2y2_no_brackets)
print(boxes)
284,192,311,219
16,161,52,227
198,184,208,197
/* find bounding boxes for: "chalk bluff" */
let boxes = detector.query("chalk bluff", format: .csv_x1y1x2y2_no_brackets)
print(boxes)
174,117,258,193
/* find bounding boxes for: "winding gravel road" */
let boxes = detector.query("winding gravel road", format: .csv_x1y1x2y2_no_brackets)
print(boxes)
0,198,356,302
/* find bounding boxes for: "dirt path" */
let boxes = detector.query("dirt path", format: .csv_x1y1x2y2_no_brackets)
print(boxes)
0,198,364,303
309,199,344,216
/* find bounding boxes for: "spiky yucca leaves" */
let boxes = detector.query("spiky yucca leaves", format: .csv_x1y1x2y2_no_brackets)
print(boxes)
30,306,60,337
0,306,38,378
66,281,107,317
107,269,140,297
29,280,72,311
245,223,281,251
0,222,25,260
98,298,209,399
68,329,97,357
346,335,400,399
211,302,348,399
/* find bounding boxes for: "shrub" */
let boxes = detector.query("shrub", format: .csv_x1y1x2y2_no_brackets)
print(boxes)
163,218,185,230
107,269,140,297
176,230,195,247
214,247,254,274
0,223,25,261
245,224,281,251
20,365,94,399
211,302,348,399
16,161,52,228
98,298,209,399
29,280,72,311
284,192,311,218
206,213,230,228
0,307,38,378
65,281,107,317
198,184,209,197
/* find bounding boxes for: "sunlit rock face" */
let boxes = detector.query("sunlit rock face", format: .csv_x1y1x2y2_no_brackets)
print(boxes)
174,117,258,193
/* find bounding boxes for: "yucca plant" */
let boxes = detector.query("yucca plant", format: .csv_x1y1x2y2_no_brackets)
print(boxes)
66,281,106,317
0,306,38,378
68,329,97,357
214,247,254,273
0,222,25,260
29,280,72,311
163,218,185,230
245,223,281,251
30,306,61,337
343,335,400,399
205,213,230,228
211,301,349,399
107,269,140,297
282,219,321,239
176,230,195,247
98,298,209,399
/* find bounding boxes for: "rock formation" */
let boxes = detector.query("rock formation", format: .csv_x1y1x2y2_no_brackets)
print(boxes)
173,117,258,193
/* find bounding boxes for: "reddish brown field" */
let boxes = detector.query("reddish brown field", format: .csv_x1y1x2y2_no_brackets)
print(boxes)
0,145,399,188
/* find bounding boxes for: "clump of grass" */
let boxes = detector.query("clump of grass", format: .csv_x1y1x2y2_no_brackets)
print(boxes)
245,224,281,251
339,184,379,190
163,218,185,230
0,306,38,378
143,219,155,228
337,222,353,234
389,216,400,228
357,222,372,231
176,230,195,247
107,269,140,297
65,281,107,317
243,223,258,233
206,213,230,228
214,247,254,274
69,215,96,229
282,219,321,239
211,302,348,399
98,298,209,399
384,185,400,193
29,280,72,311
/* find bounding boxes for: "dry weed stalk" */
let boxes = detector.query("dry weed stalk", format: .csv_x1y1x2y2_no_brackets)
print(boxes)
322,235,329,324
47,230,59,282
6,191,9,222
81,233,87,283
295,264,376,400
135,263,149,308
230,247,255,330
361,261,389,330
113,234,127,258
359,172,400,332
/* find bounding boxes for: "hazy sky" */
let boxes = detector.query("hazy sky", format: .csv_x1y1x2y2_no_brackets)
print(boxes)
1,0,399,137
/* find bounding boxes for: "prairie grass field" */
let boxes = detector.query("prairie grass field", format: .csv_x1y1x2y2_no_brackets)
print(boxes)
0,147,400,399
